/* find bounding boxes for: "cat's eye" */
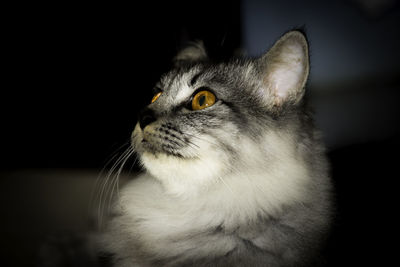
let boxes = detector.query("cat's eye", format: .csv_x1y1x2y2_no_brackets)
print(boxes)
191,90,216,110
151,92,162,103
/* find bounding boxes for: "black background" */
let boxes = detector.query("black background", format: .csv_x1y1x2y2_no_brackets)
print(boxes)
2,1,240,169
1,1,399,266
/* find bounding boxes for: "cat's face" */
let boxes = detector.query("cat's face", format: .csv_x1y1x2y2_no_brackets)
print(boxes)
131,31,310,196
131,64,253,194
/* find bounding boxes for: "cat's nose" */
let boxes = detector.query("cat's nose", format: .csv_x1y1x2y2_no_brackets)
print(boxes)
138,107,157,129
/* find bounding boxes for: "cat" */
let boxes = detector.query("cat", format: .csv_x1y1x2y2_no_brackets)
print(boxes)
98,30,333,267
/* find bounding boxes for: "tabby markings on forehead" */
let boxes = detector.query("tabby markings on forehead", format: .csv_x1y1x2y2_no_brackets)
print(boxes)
190,71,204,87
172,72,199,104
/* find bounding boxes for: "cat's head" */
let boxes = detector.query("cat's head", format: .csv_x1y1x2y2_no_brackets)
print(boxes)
131,31,310,197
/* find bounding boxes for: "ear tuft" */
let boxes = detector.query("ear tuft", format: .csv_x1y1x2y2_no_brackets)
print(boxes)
259,31,309,107
173,41,208,67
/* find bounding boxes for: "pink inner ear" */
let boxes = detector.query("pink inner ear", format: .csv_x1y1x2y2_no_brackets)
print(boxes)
269,43,306,102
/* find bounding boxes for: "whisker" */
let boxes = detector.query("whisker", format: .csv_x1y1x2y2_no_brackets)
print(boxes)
161,127,200,150
232,163,265,196
97,145,134,229
183,132,224,150
89,141,131,229
183,137,200,149
90,142,130,200
106,147,135,217
217,175,234,194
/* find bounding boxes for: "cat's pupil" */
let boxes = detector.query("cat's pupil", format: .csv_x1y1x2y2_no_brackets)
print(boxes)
199,95,206,106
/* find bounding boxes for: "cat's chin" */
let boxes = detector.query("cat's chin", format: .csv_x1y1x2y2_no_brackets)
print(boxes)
139,150,229,197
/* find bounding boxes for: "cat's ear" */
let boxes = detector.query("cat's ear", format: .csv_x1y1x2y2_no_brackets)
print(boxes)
173,41,208,67
257,31,309,107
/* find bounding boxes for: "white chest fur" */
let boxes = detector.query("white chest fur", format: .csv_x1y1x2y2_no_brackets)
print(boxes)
109,149,310,259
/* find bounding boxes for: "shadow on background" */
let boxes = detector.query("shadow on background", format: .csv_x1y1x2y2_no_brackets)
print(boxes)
1,0,399,266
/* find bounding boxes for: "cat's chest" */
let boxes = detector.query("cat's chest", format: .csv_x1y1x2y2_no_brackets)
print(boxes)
114,174,238,257
119,175,220,237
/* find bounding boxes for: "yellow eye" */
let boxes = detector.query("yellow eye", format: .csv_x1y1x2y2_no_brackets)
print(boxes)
191,90,216,110
151,92,162,103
